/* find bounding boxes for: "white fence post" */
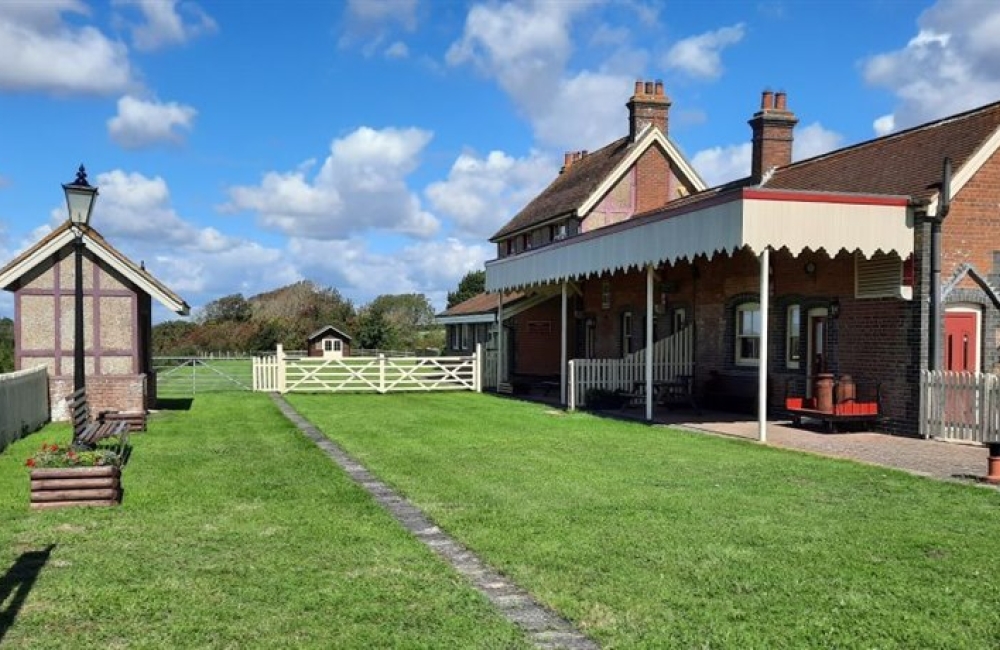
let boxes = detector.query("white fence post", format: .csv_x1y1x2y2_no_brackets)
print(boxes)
568,360,576,411
276,344,287,394
379,354,386,394
474,343,483,393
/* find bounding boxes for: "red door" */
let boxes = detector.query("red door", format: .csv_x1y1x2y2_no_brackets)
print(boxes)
945,312,977,372
944,312,979,432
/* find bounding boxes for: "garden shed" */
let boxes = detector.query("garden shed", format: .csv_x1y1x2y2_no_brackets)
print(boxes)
307,325,352,358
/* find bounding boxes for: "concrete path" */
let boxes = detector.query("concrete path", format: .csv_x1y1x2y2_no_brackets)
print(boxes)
270,394,598,650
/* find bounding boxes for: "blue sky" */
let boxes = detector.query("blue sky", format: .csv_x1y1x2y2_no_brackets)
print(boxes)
1,0,998,322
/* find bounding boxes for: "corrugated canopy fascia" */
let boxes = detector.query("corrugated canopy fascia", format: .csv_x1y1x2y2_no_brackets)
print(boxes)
485,188,914,292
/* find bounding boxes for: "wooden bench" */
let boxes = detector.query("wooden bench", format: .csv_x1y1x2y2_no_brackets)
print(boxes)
68,388,130,450
98,409,147,432
703,371,759,414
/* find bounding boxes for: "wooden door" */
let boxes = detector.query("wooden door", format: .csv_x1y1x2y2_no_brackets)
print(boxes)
945,312,977,372
944,311,979,432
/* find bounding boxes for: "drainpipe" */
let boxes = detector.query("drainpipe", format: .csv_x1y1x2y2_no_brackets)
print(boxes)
927,158,952,371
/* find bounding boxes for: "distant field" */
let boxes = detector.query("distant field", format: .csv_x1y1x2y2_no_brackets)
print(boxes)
153,357,254,395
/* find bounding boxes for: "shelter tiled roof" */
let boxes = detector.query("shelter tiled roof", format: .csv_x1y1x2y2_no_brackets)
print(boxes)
490,137,631,241
308,325,352,341
436,291,524,318
762,100,1000,200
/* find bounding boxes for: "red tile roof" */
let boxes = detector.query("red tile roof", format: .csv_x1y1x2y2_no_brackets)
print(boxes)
763,100,1000,200
436,291,524,317
490,137,631,241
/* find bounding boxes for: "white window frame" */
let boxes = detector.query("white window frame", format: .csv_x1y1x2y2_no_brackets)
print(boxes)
786,304,801,369
735,302,761,366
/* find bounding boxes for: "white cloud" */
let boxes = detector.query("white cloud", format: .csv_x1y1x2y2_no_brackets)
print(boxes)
0,2,132,94
340,0,418,56
107,95,197,149
446,1,631,151
426,149,555,238
863,0,1000,133
112,0,217,52
793,123,843,161
224,126,440,240
691,143,751,187
873,114,896,136
664,23,744,80
290,237,489,311
385,41,409,59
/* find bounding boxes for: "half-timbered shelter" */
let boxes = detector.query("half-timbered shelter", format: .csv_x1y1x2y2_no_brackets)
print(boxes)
0,222,189,420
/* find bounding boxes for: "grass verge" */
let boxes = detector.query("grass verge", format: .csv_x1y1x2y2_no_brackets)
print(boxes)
289,391,1000,649
0,393,528,649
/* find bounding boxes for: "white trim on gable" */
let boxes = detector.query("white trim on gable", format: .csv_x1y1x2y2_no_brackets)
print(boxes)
926,123,1000,216
0,227,189,315
576,126,707,218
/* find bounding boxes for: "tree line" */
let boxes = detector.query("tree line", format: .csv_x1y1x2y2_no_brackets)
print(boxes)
152,280,445,356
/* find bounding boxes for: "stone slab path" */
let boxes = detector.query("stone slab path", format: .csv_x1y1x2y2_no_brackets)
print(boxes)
271,394,598,650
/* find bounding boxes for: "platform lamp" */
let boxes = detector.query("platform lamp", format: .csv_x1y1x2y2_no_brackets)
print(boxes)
63,165,99,426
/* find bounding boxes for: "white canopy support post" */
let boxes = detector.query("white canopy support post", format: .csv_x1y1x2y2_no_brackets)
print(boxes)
561,282,568,405
758,247,770,442
646,265,654,421
497,293,504,387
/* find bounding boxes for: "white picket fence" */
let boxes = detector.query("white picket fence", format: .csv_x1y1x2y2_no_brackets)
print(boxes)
920,370,1000,443
253,344,482,394
0,366,50,452
568,326,694,409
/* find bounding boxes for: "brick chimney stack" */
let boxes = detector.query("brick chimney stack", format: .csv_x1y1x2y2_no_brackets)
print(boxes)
560,150,589,174
627,79,670,142
748,89,798,183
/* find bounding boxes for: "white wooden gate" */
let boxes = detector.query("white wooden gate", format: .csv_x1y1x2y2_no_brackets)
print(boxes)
253,344,482,394
920,370,1000,443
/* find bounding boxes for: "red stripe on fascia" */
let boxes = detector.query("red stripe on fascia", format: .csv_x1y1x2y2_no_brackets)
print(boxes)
742,189,910,206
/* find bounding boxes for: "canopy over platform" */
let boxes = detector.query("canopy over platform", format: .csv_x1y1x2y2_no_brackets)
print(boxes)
486,187,914,292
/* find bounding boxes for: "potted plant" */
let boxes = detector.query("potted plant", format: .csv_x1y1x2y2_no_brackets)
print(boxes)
26,442,124,509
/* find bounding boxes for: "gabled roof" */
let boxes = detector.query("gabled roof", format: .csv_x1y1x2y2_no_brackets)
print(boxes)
762,100,1000,206
490,126,706,242
308,325,352,341
0,222,190,315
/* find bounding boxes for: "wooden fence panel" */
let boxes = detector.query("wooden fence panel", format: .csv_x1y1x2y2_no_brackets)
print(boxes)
0,366,49,452
920,370,1000,444
570,327,694,408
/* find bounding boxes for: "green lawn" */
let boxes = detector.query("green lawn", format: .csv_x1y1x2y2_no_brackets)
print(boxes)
288,392,1000,649
0,393,528,649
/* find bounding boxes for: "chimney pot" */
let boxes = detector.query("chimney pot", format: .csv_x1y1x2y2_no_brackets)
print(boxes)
775,91,787,111
654,80,664,96
761,90,774,110
634,80,644,95
564,152,573,167
644,81,654,94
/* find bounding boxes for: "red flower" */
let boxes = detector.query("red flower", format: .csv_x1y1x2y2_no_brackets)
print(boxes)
25,458,36,467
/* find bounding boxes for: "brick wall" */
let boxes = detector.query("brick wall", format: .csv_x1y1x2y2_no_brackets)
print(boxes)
510,299,563,376
50,374,147,422
559,247,921,432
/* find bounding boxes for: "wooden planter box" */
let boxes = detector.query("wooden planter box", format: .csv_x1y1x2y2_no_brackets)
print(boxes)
29,466,121,509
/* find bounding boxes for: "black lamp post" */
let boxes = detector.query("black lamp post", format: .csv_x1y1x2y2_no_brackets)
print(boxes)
63,165,98,438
